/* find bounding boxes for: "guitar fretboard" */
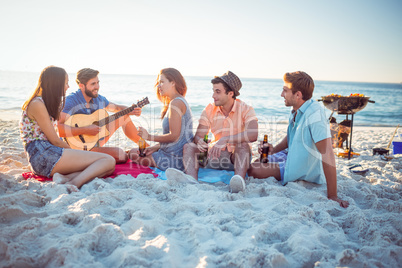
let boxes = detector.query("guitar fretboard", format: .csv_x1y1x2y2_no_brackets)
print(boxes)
95,97,149,127
97,106,136,127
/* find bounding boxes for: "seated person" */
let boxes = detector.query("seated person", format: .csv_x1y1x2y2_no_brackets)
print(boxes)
165,71,258,193
20,66,115,191
57,68,144,163
128,68,194,171
248,71,349,208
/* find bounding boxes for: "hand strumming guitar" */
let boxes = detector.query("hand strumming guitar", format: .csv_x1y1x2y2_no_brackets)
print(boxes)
86,125,102,136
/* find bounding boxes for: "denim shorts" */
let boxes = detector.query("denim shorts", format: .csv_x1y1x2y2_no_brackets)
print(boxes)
152,149,185,171
25,140,64,178
266,150,288,183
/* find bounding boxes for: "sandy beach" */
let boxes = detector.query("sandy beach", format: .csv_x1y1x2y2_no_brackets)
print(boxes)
0,118,401,267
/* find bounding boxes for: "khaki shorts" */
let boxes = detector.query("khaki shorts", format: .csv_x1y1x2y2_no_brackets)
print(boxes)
202,148,251,171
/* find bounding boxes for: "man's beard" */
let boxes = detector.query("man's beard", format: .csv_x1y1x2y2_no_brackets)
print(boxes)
84,86,98,98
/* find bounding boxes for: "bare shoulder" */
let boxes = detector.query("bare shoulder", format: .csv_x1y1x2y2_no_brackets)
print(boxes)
171,98,187,112
26,98,47,119
30,97,45,105
27,98,46,112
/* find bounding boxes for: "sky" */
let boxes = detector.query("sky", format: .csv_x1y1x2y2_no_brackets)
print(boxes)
0,0,401,83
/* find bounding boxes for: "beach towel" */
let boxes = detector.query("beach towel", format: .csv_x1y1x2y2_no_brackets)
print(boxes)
109,161,158,178
22,160,235,184
22,160,157,182
150,151,291,184
151,167,234,184
21,172,53,182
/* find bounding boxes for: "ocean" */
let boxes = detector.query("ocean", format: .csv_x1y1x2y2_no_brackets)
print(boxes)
1,71,401,132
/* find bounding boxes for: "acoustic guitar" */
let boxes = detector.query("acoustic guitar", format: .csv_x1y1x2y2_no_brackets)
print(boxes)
64,97,149,150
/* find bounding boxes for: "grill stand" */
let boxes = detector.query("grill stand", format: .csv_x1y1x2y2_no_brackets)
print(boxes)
320,96,375,160
344,114,354,160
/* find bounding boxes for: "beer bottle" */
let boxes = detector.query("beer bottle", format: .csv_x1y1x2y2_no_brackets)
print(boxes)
260,134,269,163
138,137,146,157
198,134,209,165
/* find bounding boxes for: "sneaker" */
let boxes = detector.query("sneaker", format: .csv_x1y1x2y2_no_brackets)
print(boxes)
165,168,198,184
230,175,245,193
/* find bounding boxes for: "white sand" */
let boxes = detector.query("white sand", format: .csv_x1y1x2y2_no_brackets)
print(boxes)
0,119,401,267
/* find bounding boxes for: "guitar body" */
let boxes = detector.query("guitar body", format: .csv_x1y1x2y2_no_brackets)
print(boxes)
64,109,110,150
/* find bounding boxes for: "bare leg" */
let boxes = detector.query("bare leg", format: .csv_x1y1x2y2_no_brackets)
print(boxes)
248,160,281,180
53,173,80,192
95,116,142,164
120,116,141,144
128,148,157,167
51,150,115,189
103,115,141,145
91,146,128,164
94,115,139,164
182,143,200,180
232,142,251,179
53,172,79,184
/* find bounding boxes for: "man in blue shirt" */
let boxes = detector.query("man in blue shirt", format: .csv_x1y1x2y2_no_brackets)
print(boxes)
248,71,349,208
58,68,144,163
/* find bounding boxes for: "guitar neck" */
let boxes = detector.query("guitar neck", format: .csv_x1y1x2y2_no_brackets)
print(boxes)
98,105,136,127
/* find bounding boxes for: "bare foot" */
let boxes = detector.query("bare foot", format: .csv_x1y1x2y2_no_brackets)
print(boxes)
65,183,79,193
53,173,70,184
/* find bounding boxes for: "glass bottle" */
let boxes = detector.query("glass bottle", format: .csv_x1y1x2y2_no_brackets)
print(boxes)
198,134,209,165
260,134,269,163
138,137,146,157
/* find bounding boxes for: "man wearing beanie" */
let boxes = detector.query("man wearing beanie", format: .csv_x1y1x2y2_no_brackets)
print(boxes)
166,71,258,193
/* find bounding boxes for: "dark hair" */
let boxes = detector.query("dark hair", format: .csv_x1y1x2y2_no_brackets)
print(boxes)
22,66,67,120
76,68,99,85
211,77,235,99
283,71,314,101
155,68,187,119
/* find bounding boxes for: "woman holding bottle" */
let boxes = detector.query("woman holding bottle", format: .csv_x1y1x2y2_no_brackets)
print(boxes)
129,68,194,171
20,66,115,191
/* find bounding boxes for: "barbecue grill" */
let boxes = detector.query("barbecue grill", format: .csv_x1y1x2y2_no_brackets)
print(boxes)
319,96,374,114
318,95,375,159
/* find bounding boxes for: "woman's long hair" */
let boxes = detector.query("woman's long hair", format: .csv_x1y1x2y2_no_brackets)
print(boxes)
22,66,67,120
155,68,187,119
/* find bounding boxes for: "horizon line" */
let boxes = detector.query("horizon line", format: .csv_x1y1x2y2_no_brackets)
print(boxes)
0,69,401,85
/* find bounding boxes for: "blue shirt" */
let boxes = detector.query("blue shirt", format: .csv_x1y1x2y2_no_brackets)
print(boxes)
62,89,109,115
283,99,331,185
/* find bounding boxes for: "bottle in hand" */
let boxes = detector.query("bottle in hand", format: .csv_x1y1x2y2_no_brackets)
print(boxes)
138,137,146,157
198,134,209,165
260,134,269,163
